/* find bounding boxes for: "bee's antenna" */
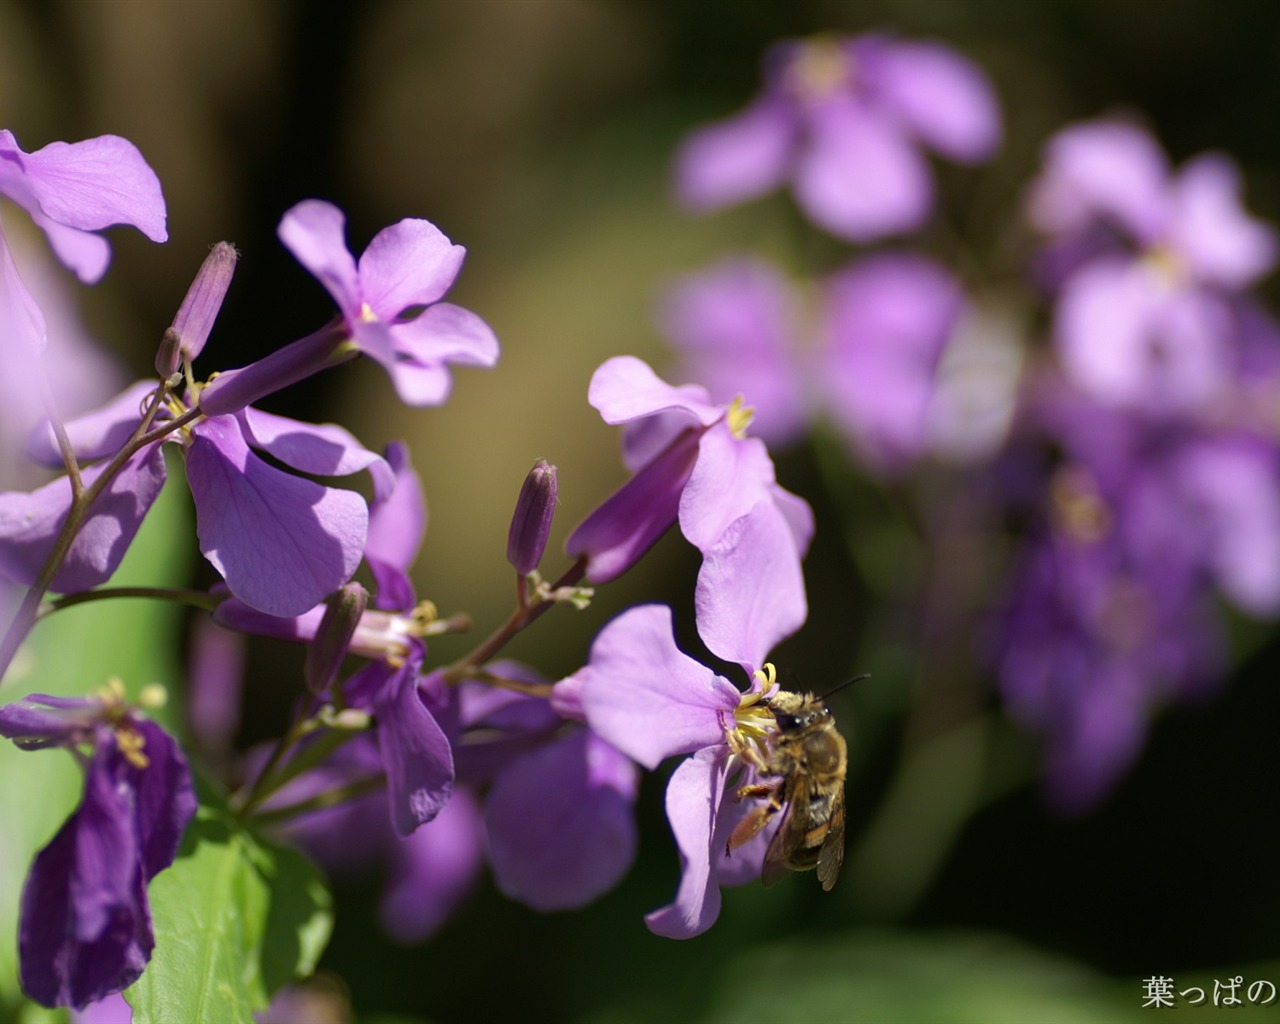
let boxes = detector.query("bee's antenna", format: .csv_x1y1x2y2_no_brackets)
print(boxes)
820,673,870,701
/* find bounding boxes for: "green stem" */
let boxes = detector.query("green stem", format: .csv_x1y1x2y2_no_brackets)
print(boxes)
246,773,386,828
40,586,223,617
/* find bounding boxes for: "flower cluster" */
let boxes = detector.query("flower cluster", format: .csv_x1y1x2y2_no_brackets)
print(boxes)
0,121,816,1012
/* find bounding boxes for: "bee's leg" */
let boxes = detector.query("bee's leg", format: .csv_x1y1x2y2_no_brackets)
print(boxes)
725,794,781,855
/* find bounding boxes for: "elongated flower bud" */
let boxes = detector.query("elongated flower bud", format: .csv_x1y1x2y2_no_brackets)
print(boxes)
507,459,558,575
156,241,237,377
305,583,368,695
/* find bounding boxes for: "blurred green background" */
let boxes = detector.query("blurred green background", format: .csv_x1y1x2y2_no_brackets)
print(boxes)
3,1,1280,1021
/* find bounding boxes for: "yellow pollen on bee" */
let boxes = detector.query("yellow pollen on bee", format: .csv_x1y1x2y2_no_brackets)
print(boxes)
726,396,755,439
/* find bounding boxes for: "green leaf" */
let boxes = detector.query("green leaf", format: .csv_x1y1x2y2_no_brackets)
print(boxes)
125,804,333,1024
0,459,192,1008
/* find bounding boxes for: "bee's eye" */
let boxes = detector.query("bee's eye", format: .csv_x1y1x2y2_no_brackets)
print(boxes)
776,713,803,730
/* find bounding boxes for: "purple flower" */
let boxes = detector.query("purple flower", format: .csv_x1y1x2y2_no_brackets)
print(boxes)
566,356,813,667
0,687,195,1009
566,604,782,937
821,253,967,474
0,130,166,283
7,387,388,617
1026,120,1277,411
674,34,1000,241
658,257,808,448
275,199,499,405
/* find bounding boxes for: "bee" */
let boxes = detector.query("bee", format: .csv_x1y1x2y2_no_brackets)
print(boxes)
727,677,863,891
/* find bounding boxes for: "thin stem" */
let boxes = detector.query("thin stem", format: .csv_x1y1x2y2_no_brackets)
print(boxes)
40,587,223,617
246,773,386,828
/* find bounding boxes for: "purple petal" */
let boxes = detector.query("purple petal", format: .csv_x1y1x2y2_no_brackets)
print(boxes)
0,444,167,594
487,729,638,910
1168,153,1277,289
1055,259,1231,410
366,441,426,590
695,499,809,670
793,97,933,241
587,356,722,431
184,416,366,617
576,604,739,770
821,254,964,473
277,200,362,322
186,615,245,751
643,747,729,939
679,426,778,552
866,40,1000,162
126,720,196,879
564,425,701,584
674,99,796,212
379,787,485,943
357,217,465,317
376,665,455,836
1025,121,1170,244
238,407,393,501
18,751,152,1009
0,228,47,354
27,380,155,468
376,302,500,405
658,257,808,447
9,133,166,240
196,323,351,418
72,991,133,1024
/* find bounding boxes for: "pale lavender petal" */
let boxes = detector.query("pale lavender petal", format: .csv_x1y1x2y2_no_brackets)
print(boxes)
212,598,323,645
27,380,154,467
659,257,808,447
487,729,637,910
769,483,815,560
379,786,485,943
1026,121,1169,244
13,133,166,241
277,200,362,320
358,217,465,317
674,99,796,212
0,227,47,353
376,666,454,837
28,215,112,284
576,604,739,770
644,747,729,939
1177,439,1280,614
1056,259,1231,409
376,303,500,405
186,615,245,751
679,426,777,552
587,356,721,429
867,40,1000,162
238,408,393,501
793,97,933,241
821,254,964,472
1168,153,1277,289
366,441,426,579
0,444,166,594
72,991,133,1024
695,499,808,670
185,416,366,617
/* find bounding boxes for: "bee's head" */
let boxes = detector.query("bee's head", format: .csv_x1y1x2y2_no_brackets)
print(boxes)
772,699,830,732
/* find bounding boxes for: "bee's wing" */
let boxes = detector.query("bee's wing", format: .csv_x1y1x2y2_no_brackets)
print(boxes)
816,785,846,891
761,778,805,888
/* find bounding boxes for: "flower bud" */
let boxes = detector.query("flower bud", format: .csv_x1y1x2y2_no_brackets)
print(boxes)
156,241,237,377
506,459,558,575
304,583,368,695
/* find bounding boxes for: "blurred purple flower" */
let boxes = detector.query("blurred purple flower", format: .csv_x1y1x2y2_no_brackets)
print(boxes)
821,253,967,474
0,689,195,1009
565,603,780,937
658,257,808,447
674,34,999,241
566,356,812,668
0,130,167,283
1026,119,1277,411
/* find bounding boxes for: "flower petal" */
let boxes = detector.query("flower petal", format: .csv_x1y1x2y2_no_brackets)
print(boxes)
487,729,637,910
27,380,155,468
376,666,455,837
184,416,366,617
576,604,739,770
277,200,362,321
238,407,393,501
673,99,796,212
357,217,465,317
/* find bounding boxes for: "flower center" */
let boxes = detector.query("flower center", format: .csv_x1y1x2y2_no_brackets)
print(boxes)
725,663,780,765
1050,465,1111,544
785,38,852,102
726,395,755,440
349,599,440,666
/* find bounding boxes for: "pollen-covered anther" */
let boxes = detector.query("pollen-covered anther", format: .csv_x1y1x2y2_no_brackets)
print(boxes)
726,395,756,439
786,36,852,100
115,725,150,770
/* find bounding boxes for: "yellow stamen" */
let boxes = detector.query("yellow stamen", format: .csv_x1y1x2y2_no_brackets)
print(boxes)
785,37,851,100
726,395,755,440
